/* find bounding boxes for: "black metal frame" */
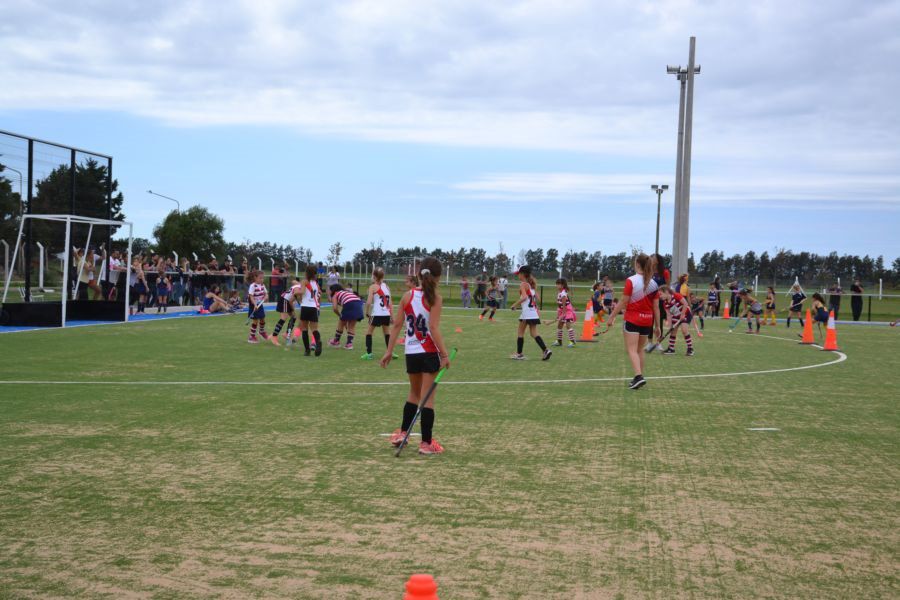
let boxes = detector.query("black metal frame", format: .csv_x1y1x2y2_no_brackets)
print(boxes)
1,129,114,301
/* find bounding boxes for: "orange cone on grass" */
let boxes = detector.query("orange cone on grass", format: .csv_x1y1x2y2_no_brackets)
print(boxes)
799,309,815,345
580,301,596,341
822,310,840,351
404,574,439,600
722,301,730,319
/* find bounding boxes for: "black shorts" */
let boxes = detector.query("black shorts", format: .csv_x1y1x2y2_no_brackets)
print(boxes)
624,321,653,336
765,303,775,310
749,308,763,316
299,306,319,322
520,318,541,326
406,352,441,374
486,299,499,308
370,315,391,327
276,297,294,314
603,298,613,307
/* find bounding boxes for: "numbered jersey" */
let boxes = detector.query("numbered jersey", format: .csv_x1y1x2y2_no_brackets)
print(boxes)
519,285,540,320
404,289,437,355
371,282,392,317
301,280,320,308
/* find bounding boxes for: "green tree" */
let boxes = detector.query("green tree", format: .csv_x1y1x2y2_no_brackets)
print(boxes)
0,164,22,243
152,207,225,260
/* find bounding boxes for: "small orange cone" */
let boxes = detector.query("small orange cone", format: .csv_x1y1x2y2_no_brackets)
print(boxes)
580,301,596,341
722,301,731,319
404,574,439,600
454,327,463,333
799,309,815,345
822,310,840,351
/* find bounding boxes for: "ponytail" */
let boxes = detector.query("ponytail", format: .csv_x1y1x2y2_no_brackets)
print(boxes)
635,253,653,291
418,256,442,307
373,267,385,282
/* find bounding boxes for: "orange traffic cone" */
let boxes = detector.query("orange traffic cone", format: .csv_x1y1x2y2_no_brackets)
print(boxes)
722,301,731,319
822,310,840,351
799,309,815,345
580,301,596,341
404,574,439,600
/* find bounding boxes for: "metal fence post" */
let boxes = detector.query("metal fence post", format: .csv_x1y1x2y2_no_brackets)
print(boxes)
867,295,871,322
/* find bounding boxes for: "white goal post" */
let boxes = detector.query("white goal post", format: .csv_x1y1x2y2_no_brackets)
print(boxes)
1,214,134,327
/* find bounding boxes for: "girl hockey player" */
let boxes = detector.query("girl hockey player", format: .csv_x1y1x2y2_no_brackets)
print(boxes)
508,266,551,361
381,257,451,456
479,276,500,322
659,287,695,356
606,254,660,389
362,268,398,360
246,270,268,344
552,278,577,348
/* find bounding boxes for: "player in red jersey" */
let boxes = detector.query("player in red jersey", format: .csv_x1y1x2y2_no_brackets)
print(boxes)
381,257,450,455
658,287,695,356
606,254,660,389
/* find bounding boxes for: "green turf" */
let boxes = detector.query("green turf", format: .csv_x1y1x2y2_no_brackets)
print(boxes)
0,310,897,598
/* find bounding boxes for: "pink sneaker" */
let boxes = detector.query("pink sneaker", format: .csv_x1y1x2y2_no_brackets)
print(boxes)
247,336,259,344
418,439,444,455
328,339,341,347
260,332,270,340
344,342,354,350
389,429,406,447
269,335,281,347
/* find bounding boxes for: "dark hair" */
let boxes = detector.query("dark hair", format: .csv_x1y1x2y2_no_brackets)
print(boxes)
329,284,343,295
517,265,536,288
812,292,825,303
556,277,568,290
592,282,601,291
419,256,442,307
635,253,653,290
651,253,667,278
305,264,317,280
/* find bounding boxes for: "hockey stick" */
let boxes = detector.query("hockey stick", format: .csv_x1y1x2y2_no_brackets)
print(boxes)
645,316,687,353
395,347,458,457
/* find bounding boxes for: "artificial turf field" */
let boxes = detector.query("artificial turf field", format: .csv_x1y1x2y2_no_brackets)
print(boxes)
0,309,897,599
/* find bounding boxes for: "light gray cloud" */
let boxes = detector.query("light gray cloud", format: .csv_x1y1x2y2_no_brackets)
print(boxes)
1,0,899,186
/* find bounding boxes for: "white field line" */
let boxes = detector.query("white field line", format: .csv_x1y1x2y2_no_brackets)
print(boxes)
0,350,847,386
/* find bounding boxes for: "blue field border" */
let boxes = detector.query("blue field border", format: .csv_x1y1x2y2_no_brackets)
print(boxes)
0,302,334,334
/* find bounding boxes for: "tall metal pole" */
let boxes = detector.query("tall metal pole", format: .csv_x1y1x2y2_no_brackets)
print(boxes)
24,141,34,301
679,36,698,277
672,75,687,267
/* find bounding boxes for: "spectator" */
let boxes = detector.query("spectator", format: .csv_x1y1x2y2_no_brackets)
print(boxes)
475,272,487,309
326,266,341,299
498,274,509,308
727,280,741,316
850,278,864,321
460,275,472,308
828,282,843,319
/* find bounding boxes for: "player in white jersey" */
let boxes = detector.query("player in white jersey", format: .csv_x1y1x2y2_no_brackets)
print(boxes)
269,276,302,347
508,265,551,361
246,270,269,344
381,257,450,455
294,265,323,356
552,278,578,348
361,267,399,360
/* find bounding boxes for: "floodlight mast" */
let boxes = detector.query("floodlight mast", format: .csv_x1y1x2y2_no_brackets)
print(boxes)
668,38,701,278
651,184,669,257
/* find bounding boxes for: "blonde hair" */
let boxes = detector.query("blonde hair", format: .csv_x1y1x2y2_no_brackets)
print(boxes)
373,267,385,282
635,253,653,290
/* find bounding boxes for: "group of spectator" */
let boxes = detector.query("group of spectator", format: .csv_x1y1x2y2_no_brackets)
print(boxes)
460,272,508,309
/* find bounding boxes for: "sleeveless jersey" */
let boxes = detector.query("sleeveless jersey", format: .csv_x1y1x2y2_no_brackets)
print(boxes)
247,282,267,305
404,289,437,354
707,289,718,303
790,291,806,310
371,282,392,317
301,280,320,308
602,285,614,301
557,289,572,310
282,283,303,303
519,285,540,320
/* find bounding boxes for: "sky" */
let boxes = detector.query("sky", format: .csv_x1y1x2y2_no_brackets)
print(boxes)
1,0,899,262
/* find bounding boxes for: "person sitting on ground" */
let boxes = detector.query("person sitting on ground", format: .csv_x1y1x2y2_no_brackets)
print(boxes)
227,290,244,312
201,285,229,314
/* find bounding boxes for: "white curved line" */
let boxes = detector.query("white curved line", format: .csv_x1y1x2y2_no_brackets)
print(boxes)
0,350,847,386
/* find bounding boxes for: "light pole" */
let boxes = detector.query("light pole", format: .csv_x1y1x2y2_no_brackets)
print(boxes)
667,37,701,277
651,184,669,256
147,189,180,212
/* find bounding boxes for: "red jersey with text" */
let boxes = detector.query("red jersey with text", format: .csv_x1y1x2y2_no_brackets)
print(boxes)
404,289,438,354
623,274,659,327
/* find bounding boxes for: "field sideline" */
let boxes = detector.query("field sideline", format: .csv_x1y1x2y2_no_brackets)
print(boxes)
0,309,897,598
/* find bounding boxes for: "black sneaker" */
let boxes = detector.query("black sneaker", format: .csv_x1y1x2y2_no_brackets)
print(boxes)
662,348,676,355
686,349,694,357
629,375,646,389
314,344,322,357
542,349,553,361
